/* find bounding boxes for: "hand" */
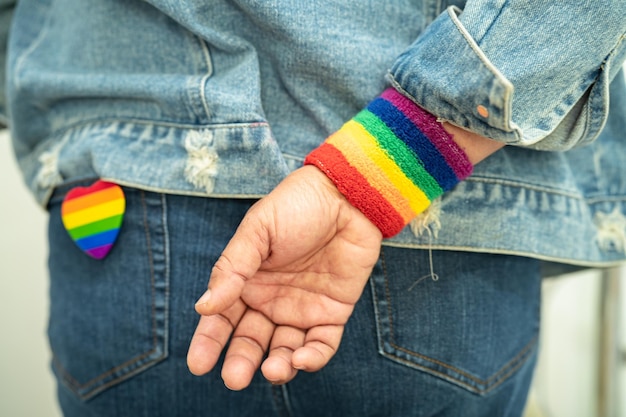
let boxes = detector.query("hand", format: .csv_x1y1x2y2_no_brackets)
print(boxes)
186,165,382,390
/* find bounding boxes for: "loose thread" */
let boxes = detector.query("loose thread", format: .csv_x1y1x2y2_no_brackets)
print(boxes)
408,233,439,291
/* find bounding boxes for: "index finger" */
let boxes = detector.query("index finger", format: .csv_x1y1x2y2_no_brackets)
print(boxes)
195,210,270,316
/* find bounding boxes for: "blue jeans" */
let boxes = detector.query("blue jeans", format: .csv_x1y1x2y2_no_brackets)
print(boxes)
47,184,540,417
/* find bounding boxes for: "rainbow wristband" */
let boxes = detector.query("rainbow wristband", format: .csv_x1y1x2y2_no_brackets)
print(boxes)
304,88,473,238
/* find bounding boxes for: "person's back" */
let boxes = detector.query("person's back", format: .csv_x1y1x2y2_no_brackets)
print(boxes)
3,1,626,416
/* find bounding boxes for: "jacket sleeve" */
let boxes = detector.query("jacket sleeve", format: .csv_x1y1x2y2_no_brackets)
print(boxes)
388,1,626,151
305,1,626,237
0,0,17,128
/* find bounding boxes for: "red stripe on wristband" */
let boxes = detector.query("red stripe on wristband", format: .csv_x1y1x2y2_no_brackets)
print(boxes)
305,143,406,237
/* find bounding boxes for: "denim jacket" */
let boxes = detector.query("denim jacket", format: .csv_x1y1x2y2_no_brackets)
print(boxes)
2,0,626,266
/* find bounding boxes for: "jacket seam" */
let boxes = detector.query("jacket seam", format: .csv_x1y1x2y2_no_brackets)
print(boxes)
30,117,271,153
446,6,515,135
380,242,626,268
196,35,213,120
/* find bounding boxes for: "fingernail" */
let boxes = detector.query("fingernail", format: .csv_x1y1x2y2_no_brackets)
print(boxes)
195,289,211,306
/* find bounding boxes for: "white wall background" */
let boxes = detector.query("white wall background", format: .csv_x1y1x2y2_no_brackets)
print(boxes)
0,128,624,417
0,129,61,416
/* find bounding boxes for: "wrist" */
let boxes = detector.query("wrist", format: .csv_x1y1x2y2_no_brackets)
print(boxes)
305,88,476,238
442,122,504,165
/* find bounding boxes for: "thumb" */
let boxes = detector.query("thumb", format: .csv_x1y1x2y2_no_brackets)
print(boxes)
195,212,270,315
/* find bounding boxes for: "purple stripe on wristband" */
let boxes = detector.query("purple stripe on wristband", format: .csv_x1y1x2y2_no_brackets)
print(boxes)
380,88,473,180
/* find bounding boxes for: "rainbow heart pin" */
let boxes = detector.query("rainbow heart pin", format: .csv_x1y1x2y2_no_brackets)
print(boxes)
61,180,125,259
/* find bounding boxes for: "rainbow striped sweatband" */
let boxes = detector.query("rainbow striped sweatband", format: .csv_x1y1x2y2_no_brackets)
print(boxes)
304,88,473,238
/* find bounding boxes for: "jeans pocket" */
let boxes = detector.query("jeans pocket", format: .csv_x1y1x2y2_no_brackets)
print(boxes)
47,187,169,401
370,246,540,395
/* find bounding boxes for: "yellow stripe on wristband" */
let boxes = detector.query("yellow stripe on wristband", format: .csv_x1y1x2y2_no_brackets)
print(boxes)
326,128,416,223
339,120,431,215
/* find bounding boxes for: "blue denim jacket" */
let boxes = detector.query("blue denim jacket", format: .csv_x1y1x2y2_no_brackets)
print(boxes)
2,0,626,266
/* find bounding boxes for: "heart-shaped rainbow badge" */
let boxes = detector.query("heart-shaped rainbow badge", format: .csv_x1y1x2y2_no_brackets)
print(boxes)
61,181,125,259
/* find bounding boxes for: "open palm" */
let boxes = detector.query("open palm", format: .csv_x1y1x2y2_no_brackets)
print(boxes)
187,166,382,390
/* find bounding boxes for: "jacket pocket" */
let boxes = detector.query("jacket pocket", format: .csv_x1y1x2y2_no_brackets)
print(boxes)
370,246,540,395
47,187,169,401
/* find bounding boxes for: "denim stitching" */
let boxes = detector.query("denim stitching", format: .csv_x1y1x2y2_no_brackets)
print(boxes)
52,190,166,398
196,36,213,121
389,336,538,387
142,190,159,350
376,247,538,393
53,348,159,392
161,194,171,356
384,340,535,395
380,250,397,346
